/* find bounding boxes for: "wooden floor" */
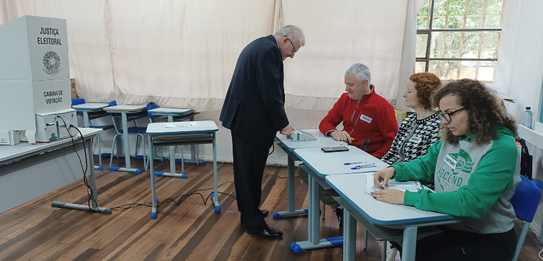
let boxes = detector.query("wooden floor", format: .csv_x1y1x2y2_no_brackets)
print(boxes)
0,157,542,261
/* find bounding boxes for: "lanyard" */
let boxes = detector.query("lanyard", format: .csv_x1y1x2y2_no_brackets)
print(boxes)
349,99,362,135
348,85,373,135
398,118,418,162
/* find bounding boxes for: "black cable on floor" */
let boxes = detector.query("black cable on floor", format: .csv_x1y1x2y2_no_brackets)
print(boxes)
99,155,297,211
110,181,236,210
57,115,102,213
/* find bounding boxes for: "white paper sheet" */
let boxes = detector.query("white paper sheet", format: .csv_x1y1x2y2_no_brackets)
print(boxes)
366,174,424,194
165,122,199,128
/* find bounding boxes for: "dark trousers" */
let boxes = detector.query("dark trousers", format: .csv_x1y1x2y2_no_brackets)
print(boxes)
231,133,269,233
391,226,517,261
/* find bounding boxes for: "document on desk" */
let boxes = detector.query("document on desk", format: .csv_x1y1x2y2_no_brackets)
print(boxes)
165,122,199,128
366,174,427,195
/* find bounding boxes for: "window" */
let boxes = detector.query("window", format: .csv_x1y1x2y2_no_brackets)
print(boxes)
416,0,504,83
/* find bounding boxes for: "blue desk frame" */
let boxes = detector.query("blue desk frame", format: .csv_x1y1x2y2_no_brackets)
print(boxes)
273,129,346,219
104,105,148,174
146,121,219,219
148,108,201,178
289,145,389,253
49,129,112,214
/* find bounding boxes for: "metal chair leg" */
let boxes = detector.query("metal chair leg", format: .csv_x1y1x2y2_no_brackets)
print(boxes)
140,134,147,171
322,202,326,220
364,229,368,250
382,240,387,261
135,134,140,158
97,133,102,167
110,134,118,167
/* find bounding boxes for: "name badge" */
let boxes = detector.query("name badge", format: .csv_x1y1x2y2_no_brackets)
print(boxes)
409,135,422,143
444,154,457,169
360,114,372,123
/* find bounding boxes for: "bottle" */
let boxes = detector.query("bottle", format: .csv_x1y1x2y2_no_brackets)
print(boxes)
523,107,533,129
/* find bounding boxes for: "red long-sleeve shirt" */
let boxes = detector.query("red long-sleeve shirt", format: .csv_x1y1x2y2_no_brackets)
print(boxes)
319,88,398,159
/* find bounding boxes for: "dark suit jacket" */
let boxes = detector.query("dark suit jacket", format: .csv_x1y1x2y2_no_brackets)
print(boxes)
220,35,289,150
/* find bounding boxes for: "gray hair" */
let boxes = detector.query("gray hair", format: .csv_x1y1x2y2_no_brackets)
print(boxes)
345,63,371,84
275,25,306,46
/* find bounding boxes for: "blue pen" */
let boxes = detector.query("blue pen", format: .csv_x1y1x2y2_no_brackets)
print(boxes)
351,163,376,169
344,161,367,165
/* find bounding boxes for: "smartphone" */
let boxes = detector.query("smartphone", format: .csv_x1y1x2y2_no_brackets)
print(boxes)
321,146,349,152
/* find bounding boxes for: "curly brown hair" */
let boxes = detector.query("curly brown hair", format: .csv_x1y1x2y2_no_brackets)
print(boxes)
432,79,517,146
410,72,442,110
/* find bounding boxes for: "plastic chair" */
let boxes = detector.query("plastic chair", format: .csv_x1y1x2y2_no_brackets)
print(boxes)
511,175,542,261
109,100,148,171
530,178,543,245
146,102,162,123
516,137,543,245
72,98,85,118
145,102,165,161
71,98,85,106
72,98,85,120
71,98,114,170
86,101,115,169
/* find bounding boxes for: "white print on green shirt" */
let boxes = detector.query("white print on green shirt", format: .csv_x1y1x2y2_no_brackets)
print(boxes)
436,149,473,192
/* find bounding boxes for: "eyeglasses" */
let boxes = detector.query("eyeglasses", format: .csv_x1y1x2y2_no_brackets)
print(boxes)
438,107,465,122
288,39,297,54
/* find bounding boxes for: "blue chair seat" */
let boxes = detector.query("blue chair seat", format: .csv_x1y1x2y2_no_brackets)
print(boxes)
72,98,85,116
119,127,147,134
146,102,160,121
510,175,542,261
71,98,85,106
529,178,543,245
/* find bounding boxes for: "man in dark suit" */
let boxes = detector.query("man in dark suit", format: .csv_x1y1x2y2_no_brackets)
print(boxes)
220,25,305,238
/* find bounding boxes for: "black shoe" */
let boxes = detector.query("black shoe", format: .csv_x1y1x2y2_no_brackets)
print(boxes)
335,208,343,229
247,226,283,238
262,209,269,216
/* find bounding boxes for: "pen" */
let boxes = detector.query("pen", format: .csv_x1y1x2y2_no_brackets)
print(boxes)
350,163,376,169
344,161,367,165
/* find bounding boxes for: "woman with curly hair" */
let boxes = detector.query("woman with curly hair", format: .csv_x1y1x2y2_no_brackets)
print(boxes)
372,79,520,261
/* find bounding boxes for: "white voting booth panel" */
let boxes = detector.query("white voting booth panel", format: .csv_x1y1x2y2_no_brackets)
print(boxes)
0,16,72,144
0,15,70,81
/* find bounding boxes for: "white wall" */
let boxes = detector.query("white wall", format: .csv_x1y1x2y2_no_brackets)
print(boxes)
497,0,543,239
497,0,543,121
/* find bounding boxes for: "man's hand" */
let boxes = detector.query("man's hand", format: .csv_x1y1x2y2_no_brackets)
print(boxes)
280,125,294,136
372,189,405,205
330,130,355,144
373,167,395,189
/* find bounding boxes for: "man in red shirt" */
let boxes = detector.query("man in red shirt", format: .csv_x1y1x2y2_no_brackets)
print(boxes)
299,63,398,228
319,63,398,158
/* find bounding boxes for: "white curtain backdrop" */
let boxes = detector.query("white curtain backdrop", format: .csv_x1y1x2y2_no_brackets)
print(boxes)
282,0,409,110
396,0,428,111
1,0,420,112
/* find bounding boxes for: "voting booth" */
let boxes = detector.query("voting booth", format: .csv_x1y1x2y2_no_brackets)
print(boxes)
0,16,75,144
